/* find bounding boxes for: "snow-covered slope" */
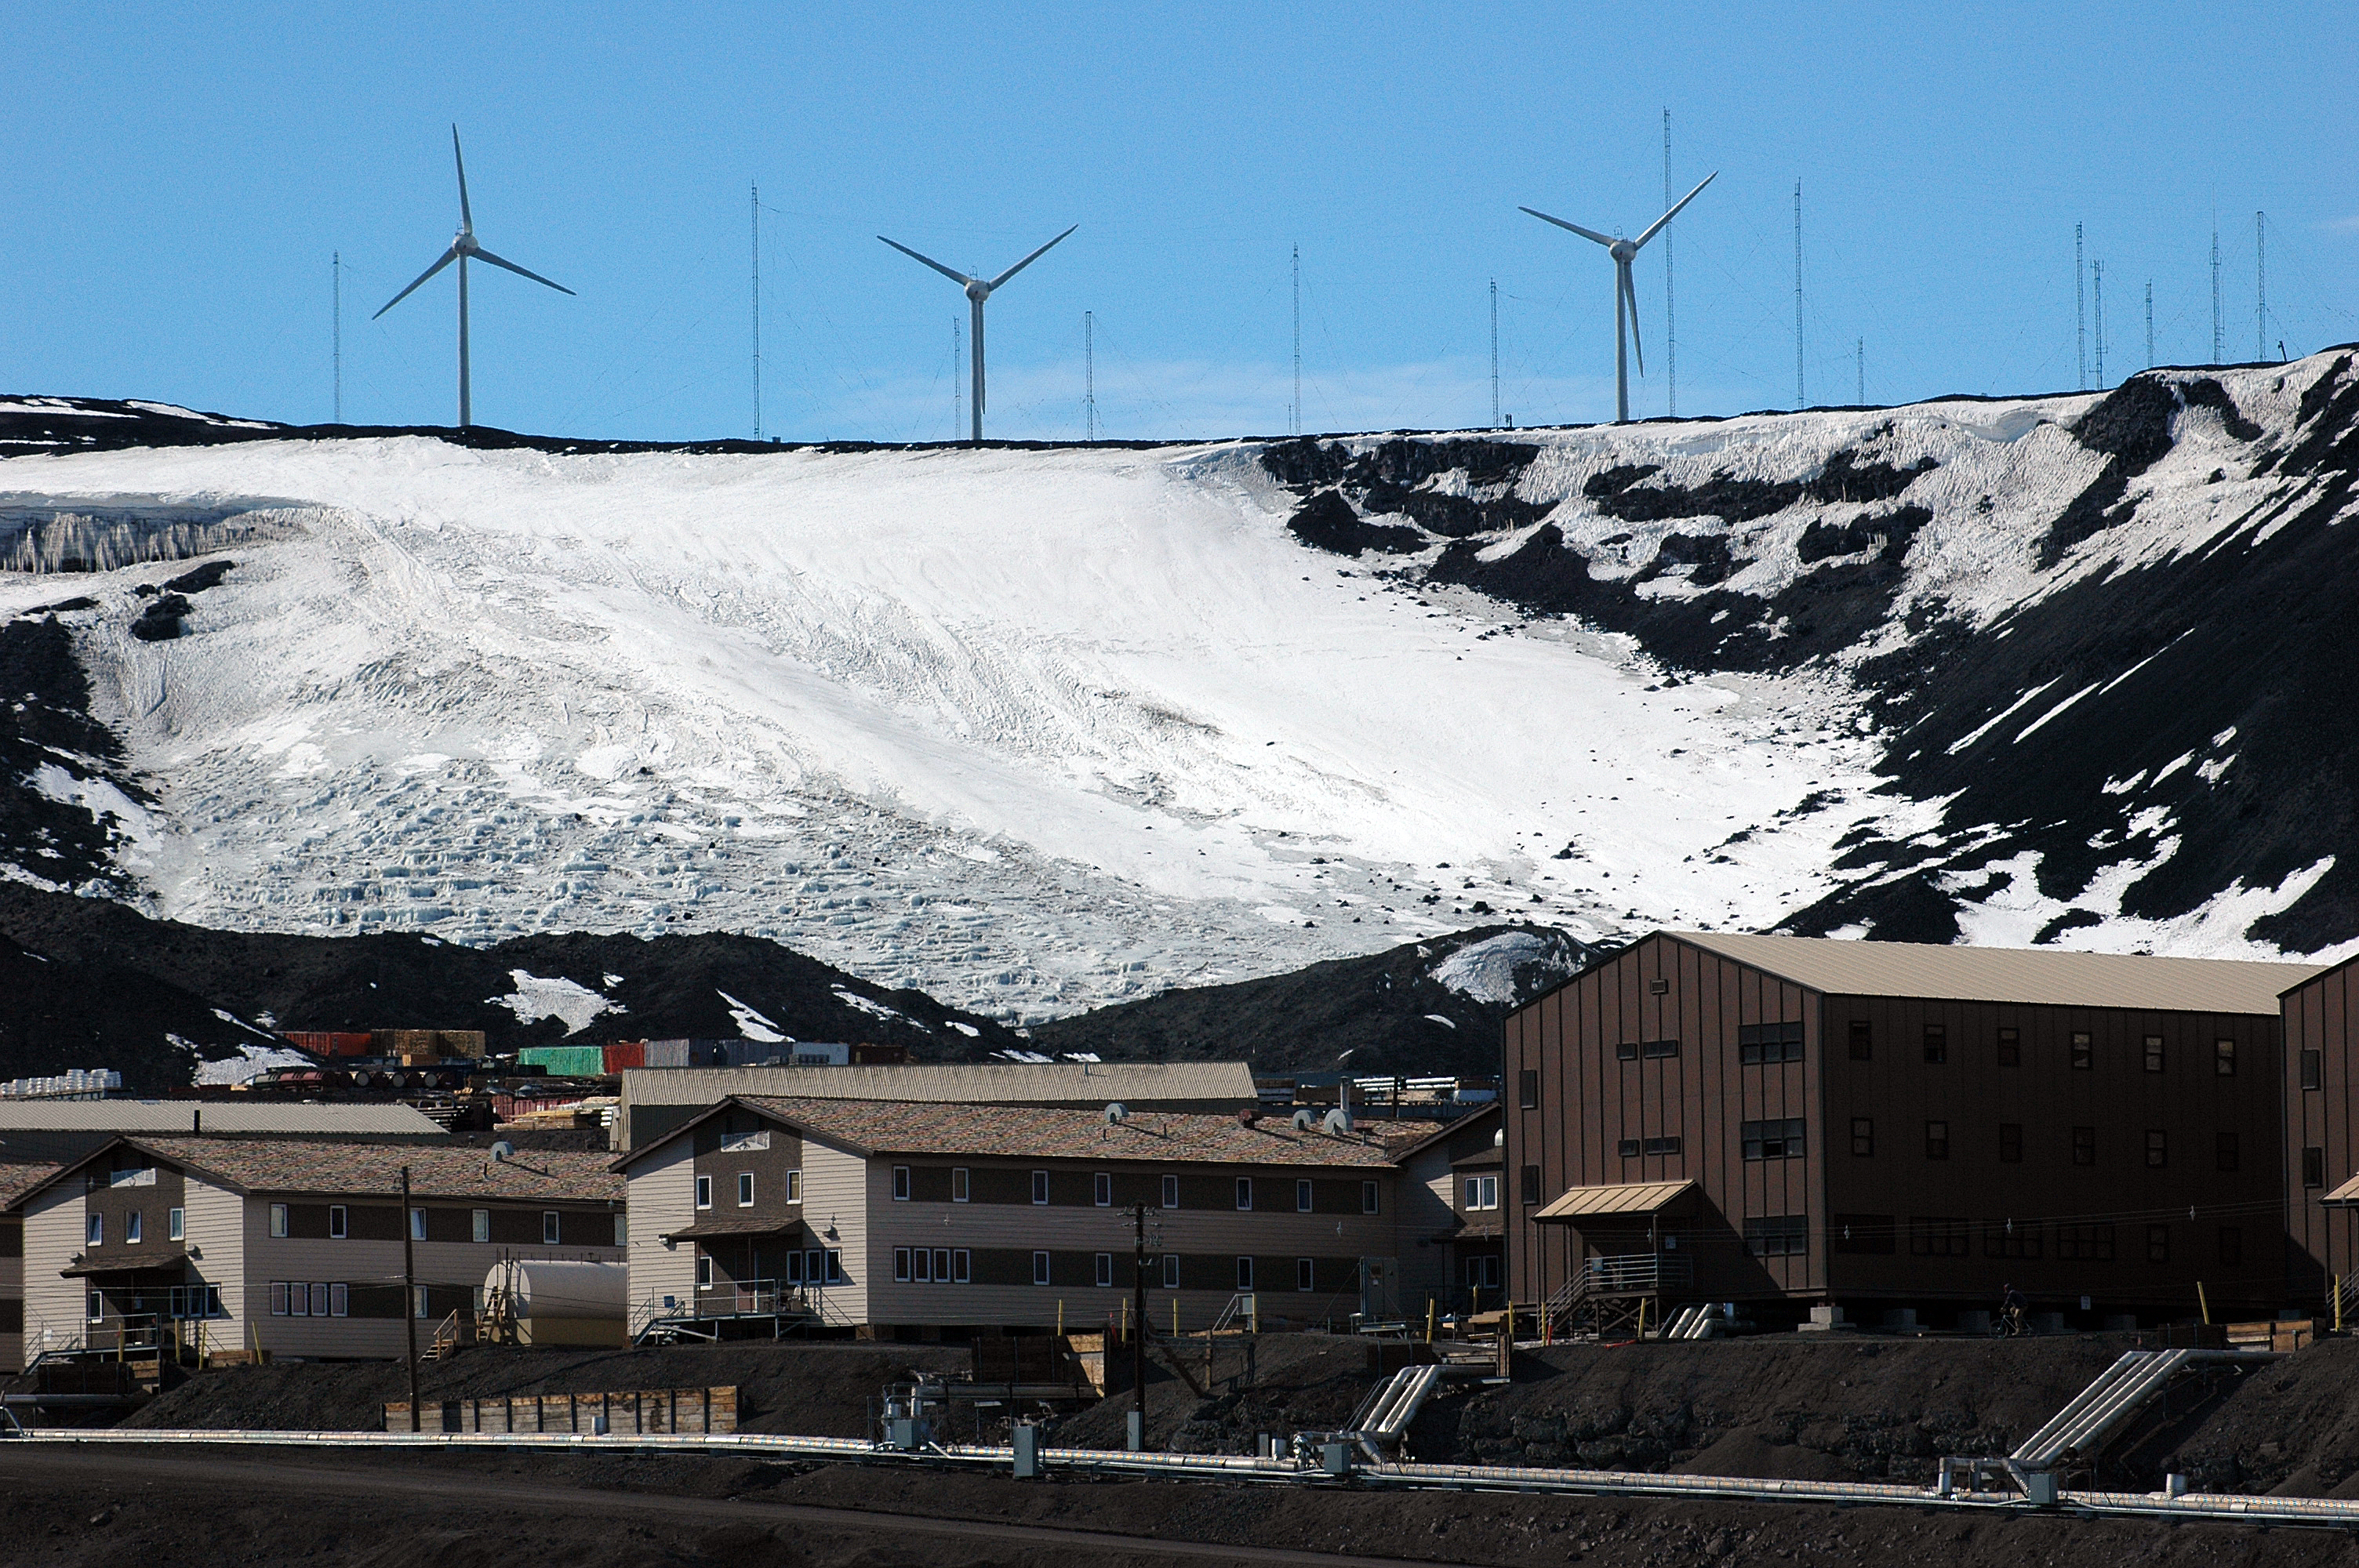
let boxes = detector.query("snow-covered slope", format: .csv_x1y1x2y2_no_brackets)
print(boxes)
4,351,2357,1019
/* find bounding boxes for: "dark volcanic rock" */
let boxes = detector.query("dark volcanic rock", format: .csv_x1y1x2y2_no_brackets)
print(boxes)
129,593,191,641
1795,505,1931,564
1285,490,1426,556
0,615,142,894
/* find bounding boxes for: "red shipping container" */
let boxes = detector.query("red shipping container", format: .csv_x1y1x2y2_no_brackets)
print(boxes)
282,1032,373,1058
603,1041,647,1073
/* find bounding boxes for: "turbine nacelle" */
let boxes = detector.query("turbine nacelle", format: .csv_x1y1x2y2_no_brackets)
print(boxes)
1609,239,1638,264
879,224,1078,443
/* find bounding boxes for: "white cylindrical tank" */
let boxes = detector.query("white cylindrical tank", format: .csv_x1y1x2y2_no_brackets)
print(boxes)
483,1258,629,1347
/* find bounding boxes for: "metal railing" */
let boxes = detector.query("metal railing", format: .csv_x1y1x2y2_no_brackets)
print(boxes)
1583,1253,1693,1294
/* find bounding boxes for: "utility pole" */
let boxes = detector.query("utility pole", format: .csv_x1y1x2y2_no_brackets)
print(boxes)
2146,281,2155,370
2092,259,2106,390
401,1166,420,1432
1291,245,1302,437
751,183,761,439
1792,181,1805,410
332,252,342,424
2211,224,2223,365
952,318,961,441
2075,223,2087,390
1085,311,1096,442
1131,1203,1149,1450
2255,211,2267,363
1663,108,1676,417
1488,280,1499,429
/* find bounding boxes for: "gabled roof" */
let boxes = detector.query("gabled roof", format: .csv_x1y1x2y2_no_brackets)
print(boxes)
616,1095,1424,1171
620,1060,1256,1109
1533,1179,1696,1221
1393,1103,1502,1163
11,1135,621,1210
1670,931,2317,1016
0,1101,443,1135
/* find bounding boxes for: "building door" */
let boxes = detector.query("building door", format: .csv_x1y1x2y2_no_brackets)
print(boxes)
1359,1257,1400,1320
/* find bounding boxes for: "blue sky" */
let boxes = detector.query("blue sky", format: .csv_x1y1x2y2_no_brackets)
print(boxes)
8,3,2354,441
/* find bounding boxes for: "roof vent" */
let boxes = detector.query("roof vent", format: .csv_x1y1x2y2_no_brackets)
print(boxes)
1292,1109,1317,1131
1322,1108,1354,1135
491,1140,517,1161
1102,1102,1128,1123
1493,1128,1505,1148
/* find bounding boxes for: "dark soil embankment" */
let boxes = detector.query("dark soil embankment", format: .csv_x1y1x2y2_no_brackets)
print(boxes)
122,1341,968,1436
2150,1336,2359,1497
1054,1334,1376,1453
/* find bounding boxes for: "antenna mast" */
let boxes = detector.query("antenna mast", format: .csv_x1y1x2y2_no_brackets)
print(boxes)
1792,180,1804,410
2255,211,2266,362
1085,310,1096,441
333,252,342,423
751,183,761,438
1291,244,1302,437
1856,337,1863,405
2092,259,2105,389
2075,223,2086,390
1664,109,1676,417
2146,280,2155,369
1489,280,1499,428
2211,224,2223,365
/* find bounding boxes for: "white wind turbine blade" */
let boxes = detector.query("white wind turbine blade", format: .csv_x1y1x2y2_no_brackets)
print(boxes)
985,224,1078,291
374,247,460,318
1521,207,1618,248
452,125,473,234
1634,170,1717,250
471,246,576,296
878,236,978,288
1621,261,1645,374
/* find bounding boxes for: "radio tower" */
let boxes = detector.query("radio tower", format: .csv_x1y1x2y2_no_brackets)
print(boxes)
751,183,762,438
2146,281,2155,369
2074,224,2086,390
332,252,342,423
1856,337,1863,405
952,318,961,440
2092,259,2105,389
2210,224,2223,365
2255,211,2267,362
1792,180,1805,410
1663,109,1677,417
1489,279,1499,428
1291,245,1302,436
1084,310,1096,441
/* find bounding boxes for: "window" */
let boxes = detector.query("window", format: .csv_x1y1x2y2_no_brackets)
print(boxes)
1518,1069,1540,1109
2217,1227,2243,1267
1643,1136,1682,1156
2303,1051,2324,1091
1907,1216,1972,1258
410,1207,427,1241
169,1207,184,1242
825,1250,844,1285
1848,1021,1873,1061
1095,1253,1114,1287
270,1282,289,1316
2144,1036,2165,1073
786,1171,801,1203
288,1281,308,1317
2146,1130,2168,1169
1362,1180,1380,1214
696,1255,714,1289
1851,1118,1874,1157
1235,1257,1255,1290
89,1292,104,1323
1464,1175,1499,1211
1616,1041,1637,1062
2147,1225,2171,1265
2216,1132,2240,1172
730,1171,751,1208
1289,1257,1312,1291
2304,1146,2325,1189
892,1166,910,1202
1925,1121,1950,1160
1296,1178,1314,1213
2070,1032,2093,1070
1830,1214,1895,1254
1161,1174,1179,1209
329,1283,348,1317
2056,1224,2116,1261
1467,1254,1503,1289
1742,1118,1806,1160
1983,1221,2041,1260
309,1283,329,1317
1745,1215,1809,1258
805,1248,823,1284
695,1175,712,1210
952,1168,969,1203
1032,1250,1051,1286
1643,1039,1680,1059
542,1211,562,1245
615,1215,627,1246
1235,1178,1253,1211
1999,1123,2023,1164
1739,1022,1805,1064
1519,1165,1542,1206
1923,1024,1947,1065
1997,1026,2020,1067
87,1211,104,1245
125,1210,142,1244
2073,1126,2096,1167
2216,1039,2237,1076
473,1209,491,1243
952,1249,970,1283
268,1204,287,1239
1618,1138,1639,1157
1031,1171,1050,1206
1094,1172,1113,1207
912,1249,931,1283
1162,1254,1180,1288
327,1205,346,1240
785,1251,805,1285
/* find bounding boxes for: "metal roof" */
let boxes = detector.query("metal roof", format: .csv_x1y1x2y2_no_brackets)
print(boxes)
0,1101,445,1135
1533,1179,1696,1221
619,1060,1257,1109
1670,931,2319,1016
2321,1172,2359,1207
660,1215,803,1241
19,1136,621,1207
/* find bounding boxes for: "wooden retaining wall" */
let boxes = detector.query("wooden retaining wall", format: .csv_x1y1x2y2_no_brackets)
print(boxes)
382,1385,736,1435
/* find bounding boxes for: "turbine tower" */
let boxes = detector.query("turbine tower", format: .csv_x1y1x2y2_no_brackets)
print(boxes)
1521,172,1717,423
374,127,574,429
879,226,1077,443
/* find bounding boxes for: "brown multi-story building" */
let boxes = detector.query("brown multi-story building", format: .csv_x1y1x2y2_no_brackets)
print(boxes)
2282,953,2359,1299
1394,1105,1505,1313
1504,931,2318,1326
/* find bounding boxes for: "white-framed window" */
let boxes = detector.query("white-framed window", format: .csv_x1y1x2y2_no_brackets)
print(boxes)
696,1254,714,1289
824,1249,844,1284
1161,1254,1180,1289
739,1172,756,1207
88,1291,104,1323
1161,1174,1179,1210
1032,1250,1051,1286
289,1281,309,1317
413,1285,430,1319
952,1248,970,1283
542,1211,562,1245
614,1214,628,1246
1235,1256,1254,1290
473,1209,491,1243
1296,1258,1314,1292
1464,1175,1500,1210
892,1166,911,1201
1296,1179,1313,1213
914,1248,933,1283
125,1210,142,1244
932,1247,950,1283
88,1212,104,1245
1235,1178,1252,1211
951,1168,969,1203
409,1207,427,1241
1095,1252,1114,1287
329,1205,347,1240
329,1283,348,1317
270,1203,289,1237
308,1283,329,1317
805,1248,823,1285
169,1207,185,1241
695,1175,713,1210
1093,1172,1112,1207
894,1247,913,1283
787,1171,801,1203
785,1250,805,1285
270,1281,289,1316
1361,1181,1380,1215
1030,1171,1050,1206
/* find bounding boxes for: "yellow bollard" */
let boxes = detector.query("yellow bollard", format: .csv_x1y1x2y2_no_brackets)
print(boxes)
2197,1281,2211,1327
1172,1298,1180,1336
1057,1299,1065,1336
1121,1297,1129,1340
1425,1299,1436,1345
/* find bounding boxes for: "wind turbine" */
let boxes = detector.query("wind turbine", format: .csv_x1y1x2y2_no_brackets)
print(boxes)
878,226,1077,443
374,126,574,429
1523,172,1716,423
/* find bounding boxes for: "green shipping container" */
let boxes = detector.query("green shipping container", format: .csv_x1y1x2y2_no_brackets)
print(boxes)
518,1045,609,1077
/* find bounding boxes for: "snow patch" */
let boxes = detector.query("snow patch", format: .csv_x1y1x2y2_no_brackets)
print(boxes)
717,989,787,1044
1432,931,1573,1007
191,1043,311,1085
489,969,620,1036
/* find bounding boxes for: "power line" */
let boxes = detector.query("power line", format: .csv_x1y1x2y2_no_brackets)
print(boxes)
2074,223,2086,390
1664,108,1676,418
1084,310,1096,441
1792,180,1804,410
751,182,761,438
2211,223,2223,365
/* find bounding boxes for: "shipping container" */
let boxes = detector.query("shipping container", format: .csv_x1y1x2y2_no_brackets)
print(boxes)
518,1045,610,1078
643,1039,689,1069
281,1032,373,1058
603,1041,647,1073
